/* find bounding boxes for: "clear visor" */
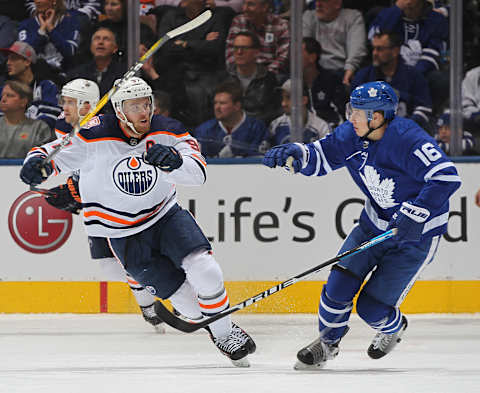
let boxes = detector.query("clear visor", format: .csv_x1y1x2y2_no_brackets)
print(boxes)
59,96,77,108
123,101,153,115
345,103,368,123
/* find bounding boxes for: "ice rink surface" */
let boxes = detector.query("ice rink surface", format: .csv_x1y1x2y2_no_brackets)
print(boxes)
0,313,479,393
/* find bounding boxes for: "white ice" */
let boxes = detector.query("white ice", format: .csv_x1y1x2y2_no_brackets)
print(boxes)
0,313,479,393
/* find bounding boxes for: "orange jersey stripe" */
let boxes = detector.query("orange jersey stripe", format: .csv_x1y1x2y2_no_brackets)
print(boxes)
30,146,47,154
191,153,206,167
55,128,68,135
51,159,59,176
199,295,229,310
84,205,162,225
127,278,139,285
149,130,190,138
77,134,125,143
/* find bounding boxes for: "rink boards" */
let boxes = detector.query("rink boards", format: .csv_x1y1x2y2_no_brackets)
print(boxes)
1,162,479,313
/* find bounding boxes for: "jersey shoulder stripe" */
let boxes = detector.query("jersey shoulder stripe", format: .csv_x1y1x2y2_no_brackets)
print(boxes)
150,130,191,139
77,134,125,143
150,115,188,136
77,115,124,142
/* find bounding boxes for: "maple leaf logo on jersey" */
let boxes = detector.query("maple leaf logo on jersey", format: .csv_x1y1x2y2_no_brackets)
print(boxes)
359,165,398,209
368,87,378,97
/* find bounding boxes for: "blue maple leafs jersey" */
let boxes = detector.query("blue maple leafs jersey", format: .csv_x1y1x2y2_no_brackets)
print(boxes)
301,116,461,239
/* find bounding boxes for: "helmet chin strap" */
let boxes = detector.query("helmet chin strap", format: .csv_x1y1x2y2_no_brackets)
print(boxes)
361,118,388,140
125,119,143,137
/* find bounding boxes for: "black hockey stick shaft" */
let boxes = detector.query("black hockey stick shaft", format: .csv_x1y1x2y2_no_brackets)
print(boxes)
154,228,397,333
30,10,213,190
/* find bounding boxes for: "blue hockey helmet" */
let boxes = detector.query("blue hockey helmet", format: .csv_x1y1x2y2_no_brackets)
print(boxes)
349,81,398,121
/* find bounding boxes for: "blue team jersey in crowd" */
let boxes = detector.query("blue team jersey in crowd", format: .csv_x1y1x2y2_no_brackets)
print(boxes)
194,114,268,158
351,61,432,128
0,80,61,129
300,117,461,239
368,4,448,75
18,14,80,70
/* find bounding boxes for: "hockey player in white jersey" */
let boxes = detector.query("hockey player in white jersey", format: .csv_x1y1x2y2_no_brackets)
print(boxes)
45,78,165,331
20,77,256,366
263,81,461,369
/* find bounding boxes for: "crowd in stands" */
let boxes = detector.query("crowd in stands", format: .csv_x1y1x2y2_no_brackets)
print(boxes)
0,0,479,159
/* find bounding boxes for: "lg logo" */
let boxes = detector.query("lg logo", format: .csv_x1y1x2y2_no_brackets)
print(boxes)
8,191,73,253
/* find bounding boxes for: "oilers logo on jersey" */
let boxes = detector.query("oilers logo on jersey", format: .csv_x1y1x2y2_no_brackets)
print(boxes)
113,156,158,196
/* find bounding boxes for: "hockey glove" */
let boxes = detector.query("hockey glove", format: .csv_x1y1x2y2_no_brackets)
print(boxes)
20,156,53,186
388,202,430,243
143,144,183,172
262,143,308,173
45,176,82,214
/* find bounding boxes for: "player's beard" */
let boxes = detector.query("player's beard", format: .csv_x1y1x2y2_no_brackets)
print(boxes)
133,118,151,135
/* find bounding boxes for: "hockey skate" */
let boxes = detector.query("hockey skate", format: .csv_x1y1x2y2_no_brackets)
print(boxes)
294,337,340,370
368,316,408,359
140,301,166,333
208,323,256,368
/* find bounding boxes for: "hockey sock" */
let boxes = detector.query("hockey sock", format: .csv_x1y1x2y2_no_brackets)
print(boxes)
319,266,363,343
356,291,405,334
97,257,156,308
168,280,203,320
318,287,353,344
182,249,231,338
198,286,230,338
125,272,156,308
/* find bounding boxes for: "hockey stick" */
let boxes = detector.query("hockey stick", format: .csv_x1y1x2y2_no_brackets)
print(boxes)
30,10,213,189
154,228,397,333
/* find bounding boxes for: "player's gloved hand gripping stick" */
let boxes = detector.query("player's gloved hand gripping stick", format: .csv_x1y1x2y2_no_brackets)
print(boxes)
154,229,397,333
28,10,213,190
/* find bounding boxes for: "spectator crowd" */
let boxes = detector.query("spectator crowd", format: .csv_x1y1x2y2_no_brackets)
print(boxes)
0,0,479,158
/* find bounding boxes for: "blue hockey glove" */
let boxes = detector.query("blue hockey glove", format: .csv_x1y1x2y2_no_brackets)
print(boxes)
262,143,308,173
143,144,183,172
20,156,53,186
388,202,430,243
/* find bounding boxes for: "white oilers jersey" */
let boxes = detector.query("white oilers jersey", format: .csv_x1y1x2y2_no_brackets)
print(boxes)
26,114,207,238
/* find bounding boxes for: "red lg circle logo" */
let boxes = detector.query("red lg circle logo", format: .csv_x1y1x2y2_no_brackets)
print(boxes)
8,191,73,253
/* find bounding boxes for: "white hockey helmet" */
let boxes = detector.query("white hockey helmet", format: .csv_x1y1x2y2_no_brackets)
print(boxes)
61,79,100,117
111,77,154,135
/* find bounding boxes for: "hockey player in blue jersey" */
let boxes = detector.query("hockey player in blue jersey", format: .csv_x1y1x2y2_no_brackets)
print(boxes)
263,81,461,369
